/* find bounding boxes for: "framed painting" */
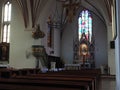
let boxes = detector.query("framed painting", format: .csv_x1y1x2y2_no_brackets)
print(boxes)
0,43,9,61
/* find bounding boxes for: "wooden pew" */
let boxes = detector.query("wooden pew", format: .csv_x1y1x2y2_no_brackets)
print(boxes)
0,78,90,90
0,68,41,78
25,69,101,90
47,69,101,89
0,68,101,90
12,74,95,90
18,68,40,75
27,74,97,90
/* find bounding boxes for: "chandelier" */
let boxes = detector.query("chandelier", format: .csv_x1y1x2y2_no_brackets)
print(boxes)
47,0,63,29
47,0,66,29
47,16,62,29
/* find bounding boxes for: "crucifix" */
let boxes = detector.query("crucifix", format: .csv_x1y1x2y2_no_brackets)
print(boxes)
63,0,80,22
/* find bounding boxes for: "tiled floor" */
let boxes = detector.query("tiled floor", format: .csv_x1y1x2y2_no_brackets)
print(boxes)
98,76,116,90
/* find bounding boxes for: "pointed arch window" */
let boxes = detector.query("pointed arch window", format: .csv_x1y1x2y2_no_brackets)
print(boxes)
1,1,12,43
78,10,92,42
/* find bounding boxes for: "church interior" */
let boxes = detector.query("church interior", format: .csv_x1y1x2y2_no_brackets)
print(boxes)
0,0,118,90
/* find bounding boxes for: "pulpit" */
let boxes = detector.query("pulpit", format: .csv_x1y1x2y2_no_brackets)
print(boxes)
32,45,47,68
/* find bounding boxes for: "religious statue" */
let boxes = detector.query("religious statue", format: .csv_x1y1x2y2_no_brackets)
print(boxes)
63,0,80,22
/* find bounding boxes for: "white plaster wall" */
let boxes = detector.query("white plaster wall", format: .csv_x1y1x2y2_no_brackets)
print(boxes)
8,0,61,69
61,22,74,64
38,0,61,56
53,28,61,57
61,13,78,64
93,14,108,68
108,49,115,75
106,6,116,75
107,25,116,75
9,1,36,69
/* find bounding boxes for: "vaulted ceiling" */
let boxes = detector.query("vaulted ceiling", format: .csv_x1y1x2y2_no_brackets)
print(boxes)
48,0,113,25
85,0,113,23
0,0,114,28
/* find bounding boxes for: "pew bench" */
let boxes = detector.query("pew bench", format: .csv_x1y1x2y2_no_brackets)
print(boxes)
0,78,90,90
13,75,95,90
0,68,41,78
27,74,97,90
0,68,101,90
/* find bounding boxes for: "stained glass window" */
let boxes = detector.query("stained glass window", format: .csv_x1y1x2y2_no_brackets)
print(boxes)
78,10,92,42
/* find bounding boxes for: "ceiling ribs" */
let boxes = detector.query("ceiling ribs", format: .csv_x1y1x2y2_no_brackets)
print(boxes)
104,0,112,22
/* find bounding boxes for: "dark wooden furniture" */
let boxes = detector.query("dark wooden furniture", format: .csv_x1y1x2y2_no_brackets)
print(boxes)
0,68,101,90
47,55,64,69
0,43,9,61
